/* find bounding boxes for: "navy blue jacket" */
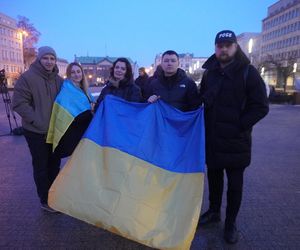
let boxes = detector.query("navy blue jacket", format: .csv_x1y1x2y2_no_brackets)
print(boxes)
148,68,199,111
95,78,142,110
135,74,149,100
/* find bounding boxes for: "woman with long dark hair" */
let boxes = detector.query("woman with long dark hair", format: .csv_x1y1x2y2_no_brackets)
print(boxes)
95,58,142,109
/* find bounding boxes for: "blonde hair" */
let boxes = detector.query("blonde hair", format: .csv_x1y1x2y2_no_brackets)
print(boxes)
66,62,91,102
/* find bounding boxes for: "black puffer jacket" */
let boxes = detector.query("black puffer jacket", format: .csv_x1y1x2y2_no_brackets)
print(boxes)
135,74,149,100
95,78,142,109
200,50,269,169
148,68,199,111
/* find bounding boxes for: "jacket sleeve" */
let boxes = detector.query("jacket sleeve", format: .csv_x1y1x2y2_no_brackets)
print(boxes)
240,66,269,131
144,78,154,100
94,88,106,112
186,79,200,110
130,84,143,103
198,70,208,105
12,75,36,124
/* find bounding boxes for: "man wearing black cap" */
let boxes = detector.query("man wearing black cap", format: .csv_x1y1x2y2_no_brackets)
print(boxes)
13,46,63,213
198,30,269,243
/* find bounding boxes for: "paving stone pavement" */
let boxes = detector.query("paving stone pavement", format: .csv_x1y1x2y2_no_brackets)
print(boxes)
0,90,299,249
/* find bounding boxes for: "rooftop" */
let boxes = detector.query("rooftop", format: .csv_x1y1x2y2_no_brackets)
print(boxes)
75,56,134,64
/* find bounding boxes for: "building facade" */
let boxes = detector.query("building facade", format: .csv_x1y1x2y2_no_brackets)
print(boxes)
191,57,207,74
0,12,24,87
260,0,300,89
74,56,137,85
154,52,207,74
56,58,68,78
237,32,261,68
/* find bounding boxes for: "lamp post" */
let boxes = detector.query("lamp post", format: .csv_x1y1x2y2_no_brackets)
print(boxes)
248,38,254,64
20,30,29,71
88,74,93,84
293,63,297,90
22,30,28,37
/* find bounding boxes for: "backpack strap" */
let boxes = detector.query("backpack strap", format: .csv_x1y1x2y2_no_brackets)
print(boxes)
241,64,250,110
243,64,249,88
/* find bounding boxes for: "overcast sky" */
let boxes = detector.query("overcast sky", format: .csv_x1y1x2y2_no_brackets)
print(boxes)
2,0,276,66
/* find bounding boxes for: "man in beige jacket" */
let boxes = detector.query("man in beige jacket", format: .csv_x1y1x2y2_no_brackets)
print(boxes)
13,46,63,212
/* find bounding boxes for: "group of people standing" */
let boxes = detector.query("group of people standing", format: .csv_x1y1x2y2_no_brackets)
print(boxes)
12,30,269,244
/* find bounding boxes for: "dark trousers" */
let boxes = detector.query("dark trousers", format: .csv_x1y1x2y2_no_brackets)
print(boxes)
207,167,245,226
24,129,61,204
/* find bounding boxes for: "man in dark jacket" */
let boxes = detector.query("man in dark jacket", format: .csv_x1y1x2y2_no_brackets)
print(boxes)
147,50,199,111
198,30,269,244
12,46,63,213
135,67,149,100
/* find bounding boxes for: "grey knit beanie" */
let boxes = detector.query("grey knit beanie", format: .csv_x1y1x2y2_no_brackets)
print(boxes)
37,46,57,60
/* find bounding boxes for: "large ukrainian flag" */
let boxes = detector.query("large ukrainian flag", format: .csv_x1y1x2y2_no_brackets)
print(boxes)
46,79,93,151
49,95,205,250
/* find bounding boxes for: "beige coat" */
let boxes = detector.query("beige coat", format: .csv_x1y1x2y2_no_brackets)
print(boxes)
12,60,63,134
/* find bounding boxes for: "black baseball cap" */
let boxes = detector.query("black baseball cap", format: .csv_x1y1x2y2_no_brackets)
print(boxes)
215,30,237,44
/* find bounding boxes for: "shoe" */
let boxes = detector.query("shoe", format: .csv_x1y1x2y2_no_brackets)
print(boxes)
224,223,238,244
198,210,221,226
41,203,60,213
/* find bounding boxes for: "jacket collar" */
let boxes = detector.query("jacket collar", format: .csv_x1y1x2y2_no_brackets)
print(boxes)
106,78,133,88
157,68,187,83
30,59,59,80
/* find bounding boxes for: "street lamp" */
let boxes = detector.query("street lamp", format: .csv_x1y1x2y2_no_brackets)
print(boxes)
248,38,253,54
293,63,297,73
22,30,28,37
19,29,29,71
293,63,297,90
248,38,254,64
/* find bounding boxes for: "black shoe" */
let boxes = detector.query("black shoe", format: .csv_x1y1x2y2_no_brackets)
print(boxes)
198,210,221,226
224,223,238,244
41,203,60,213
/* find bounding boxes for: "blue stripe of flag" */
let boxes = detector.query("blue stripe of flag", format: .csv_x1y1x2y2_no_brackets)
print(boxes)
84,95,205,173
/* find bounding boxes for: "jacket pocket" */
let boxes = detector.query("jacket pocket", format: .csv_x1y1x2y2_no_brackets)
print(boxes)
215,122,241,139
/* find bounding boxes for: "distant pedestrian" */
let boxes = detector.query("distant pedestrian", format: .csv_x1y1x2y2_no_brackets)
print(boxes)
135,67,149,100
198,30,269,243
12,46,63,213
95,58,142,110
143,65,163,100
147,50,199,111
